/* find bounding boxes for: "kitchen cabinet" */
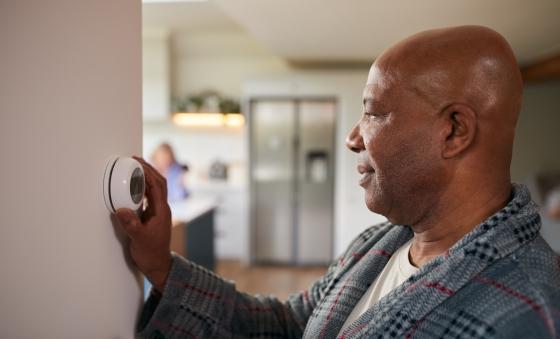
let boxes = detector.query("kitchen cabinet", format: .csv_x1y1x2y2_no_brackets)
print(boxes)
190,182,249,260
169,197,217,270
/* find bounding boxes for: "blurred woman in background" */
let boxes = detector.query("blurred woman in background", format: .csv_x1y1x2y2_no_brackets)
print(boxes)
150,143,190,202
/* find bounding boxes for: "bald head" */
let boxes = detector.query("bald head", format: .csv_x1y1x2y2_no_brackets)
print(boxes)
367,26,522,176
348,26,522,224
371,25,522,123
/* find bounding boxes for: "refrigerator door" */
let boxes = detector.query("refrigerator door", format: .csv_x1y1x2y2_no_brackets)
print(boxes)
297,100,336,264
251,100,297,263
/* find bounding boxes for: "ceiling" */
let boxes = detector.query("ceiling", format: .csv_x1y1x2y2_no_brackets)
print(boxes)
142,1,239,33
143,0,560,65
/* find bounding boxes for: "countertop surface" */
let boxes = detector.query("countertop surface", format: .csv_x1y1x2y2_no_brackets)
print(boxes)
169,196,217,224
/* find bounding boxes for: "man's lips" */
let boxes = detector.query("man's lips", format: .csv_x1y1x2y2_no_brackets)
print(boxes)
357,164,374,175
357,164,375,187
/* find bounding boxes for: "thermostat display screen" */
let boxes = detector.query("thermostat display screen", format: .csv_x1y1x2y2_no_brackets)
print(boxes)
130,168,144,204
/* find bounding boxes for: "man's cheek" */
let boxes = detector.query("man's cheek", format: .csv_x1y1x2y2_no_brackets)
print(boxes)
364,134,388,162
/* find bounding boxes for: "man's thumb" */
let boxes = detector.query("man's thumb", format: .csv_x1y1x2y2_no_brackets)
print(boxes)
115,208,141,236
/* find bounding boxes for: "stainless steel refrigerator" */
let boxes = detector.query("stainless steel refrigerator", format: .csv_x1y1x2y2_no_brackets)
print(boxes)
249,98,336,265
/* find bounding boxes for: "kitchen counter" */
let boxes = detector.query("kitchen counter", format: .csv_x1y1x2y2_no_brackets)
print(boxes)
168,196,217,271
169,196,217,224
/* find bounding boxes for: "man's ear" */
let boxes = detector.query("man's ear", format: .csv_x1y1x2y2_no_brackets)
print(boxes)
440,103,477,159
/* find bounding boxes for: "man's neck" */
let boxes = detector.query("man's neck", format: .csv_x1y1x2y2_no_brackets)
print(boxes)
408,183,512,268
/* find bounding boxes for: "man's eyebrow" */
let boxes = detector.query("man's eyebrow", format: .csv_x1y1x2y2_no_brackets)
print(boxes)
362,97,383,107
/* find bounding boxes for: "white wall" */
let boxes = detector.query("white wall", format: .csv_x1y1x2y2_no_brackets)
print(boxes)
0,1,142,338
143,29,171,121
170,29,289,98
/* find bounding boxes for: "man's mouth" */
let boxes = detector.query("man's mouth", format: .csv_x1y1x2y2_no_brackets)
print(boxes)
357,164,375,187
357,164,374,175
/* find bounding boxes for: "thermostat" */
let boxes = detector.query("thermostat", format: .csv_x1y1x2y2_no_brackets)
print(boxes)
103,156,145,213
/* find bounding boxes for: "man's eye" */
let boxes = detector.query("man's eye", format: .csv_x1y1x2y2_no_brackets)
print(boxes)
363,110,389,121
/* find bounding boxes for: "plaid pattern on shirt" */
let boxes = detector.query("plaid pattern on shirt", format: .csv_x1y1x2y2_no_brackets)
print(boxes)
137,184,560,338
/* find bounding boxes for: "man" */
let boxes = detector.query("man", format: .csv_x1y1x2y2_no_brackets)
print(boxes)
117,26,560,338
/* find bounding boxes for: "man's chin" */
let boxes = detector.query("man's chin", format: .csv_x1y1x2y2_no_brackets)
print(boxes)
365,192,399,222
365,194,412,226
365,194,384,215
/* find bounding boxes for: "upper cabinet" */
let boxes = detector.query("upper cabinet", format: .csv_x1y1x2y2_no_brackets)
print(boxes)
142,29,170,121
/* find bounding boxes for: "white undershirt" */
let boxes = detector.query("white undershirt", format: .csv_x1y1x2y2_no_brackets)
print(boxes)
339,239,418,335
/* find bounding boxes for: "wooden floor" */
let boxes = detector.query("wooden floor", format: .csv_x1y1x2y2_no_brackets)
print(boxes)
215,260,328,301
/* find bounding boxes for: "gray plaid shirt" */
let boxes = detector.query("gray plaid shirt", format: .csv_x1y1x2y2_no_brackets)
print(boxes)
138,184,560,338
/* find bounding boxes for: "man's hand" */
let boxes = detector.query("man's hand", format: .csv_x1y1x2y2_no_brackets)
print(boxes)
115,156,172,293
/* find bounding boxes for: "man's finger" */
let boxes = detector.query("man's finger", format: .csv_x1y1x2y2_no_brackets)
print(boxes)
132,157,168,215
134,158,167,195
134,156,169,197
133,156,167,185
135,158,166,201
115,208,142,237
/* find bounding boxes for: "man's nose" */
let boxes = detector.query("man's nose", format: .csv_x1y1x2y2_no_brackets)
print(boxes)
346,122,365,153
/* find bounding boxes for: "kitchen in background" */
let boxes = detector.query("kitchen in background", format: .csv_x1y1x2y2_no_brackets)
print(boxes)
141,0,560,299
140,1,370,273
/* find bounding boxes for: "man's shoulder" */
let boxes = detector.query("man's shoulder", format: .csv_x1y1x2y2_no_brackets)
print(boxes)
476,235,560,298
514,236,560,295
456,235,560,314
435,237,560,338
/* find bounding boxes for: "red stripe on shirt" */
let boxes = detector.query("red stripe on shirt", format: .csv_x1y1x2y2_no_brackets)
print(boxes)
475,275,556,339
318,283,348,339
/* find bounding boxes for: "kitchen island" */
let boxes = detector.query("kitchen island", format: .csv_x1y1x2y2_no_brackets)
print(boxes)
169,196,217,271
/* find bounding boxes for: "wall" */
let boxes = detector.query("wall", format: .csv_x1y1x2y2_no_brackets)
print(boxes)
0,1,142,338
143,29,170,121
512,81,560,183
171,29,289,98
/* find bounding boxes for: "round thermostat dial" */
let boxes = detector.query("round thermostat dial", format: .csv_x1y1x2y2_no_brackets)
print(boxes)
103,156,145,213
